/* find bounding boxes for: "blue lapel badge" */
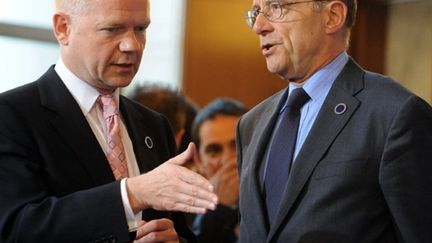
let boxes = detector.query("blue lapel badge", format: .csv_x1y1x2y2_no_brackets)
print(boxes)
334,103,347,115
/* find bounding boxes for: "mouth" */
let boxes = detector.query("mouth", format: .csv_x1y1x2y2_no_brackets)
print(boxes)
261,43,276,56
115,63,134,68
262,43,273,50
113,63,136,72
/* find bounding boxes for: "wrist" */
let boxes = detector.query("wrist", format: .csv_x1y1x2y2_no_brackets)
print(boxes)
126,177,146,213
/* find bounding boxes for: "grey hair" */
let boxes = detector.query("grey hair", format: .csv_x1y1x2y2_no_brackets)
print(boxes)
312,0,357,49
55,0,91,17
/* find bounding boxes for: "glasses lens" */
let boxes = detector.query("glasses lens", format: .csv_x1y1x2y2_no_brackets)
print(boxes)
245,10,256,27
266,2,283,21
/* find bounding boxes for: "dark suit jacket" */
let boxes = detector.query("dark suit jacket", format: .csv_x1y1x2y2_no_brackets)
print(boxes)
236,59,432,243
0,67,195,243
191,204,238,243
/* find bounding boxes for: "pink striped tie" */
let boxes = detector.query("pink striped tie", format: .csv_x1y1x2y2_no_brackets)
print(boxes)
98,94,128,180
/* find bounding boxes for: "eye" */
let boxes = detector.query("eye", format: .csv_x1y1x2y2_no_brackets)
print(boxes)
249,5,261,16
268,2,282,11
101,27,121,33
135,26,147,32
204,144,222,158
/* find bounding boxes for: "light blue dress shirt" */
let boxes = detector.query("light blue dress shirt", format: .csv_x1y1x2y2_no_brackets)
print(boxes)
288,52,349,161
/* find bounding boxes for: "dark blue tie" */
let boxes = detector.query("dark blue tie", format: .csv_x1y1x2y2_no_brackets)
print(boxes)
264,88,310,224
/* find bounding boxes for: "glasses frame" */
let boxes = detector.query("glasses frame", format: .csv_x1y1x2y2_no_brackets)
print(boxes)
245,0,328,28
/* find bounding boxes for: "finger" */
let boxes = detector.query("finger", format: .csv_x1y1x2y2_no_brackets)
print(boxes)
212,162,237,183
217,163,236,178
176,165,215,193
134,219,178,243
134,230,178,243
172,183,218,210
173,201,213,214
136,219,173,239
224,165,239,178
221,158,238,170
144,181,217,213
167,142,196,166
138,220,147,227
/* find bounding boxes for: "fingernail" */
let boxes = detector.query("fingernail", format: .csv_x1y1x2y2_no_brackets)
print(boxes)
210,203,216,210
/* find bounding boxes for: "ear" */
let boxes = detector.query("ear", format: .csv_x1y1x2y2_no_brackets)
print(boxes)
53,12,71,46
325,1,347,34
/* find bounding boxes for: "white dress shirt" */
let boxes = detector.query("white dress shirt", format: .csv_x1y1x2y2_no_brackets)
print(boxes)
54,59,142,231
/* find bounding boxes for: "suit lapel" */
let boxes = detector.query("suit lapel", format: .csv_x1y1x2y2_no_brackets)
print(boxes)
119,97,162,174
39,67,115,185
241,89,288,237
267,59,365,241
120,97,175,220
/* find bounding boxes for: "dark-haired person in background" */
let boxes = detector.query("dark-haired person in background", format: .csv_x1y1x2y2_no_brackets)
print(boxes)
128,84,198,153
237,0,432,242
191,98,247,243
129,84,199,173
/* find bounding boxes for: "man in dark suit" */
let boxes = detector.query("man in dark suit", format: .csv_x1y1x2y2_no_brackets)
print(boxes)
238,0,432,242
0,0,217,242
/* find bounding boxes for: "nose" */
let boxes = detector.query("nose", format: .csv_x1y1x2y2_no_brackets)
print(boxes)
119,30,143,52
253,12,273,35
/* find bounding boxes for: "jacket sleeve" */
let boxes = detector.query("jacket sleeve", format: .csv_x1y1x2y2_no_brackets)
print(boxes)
380,96,432,242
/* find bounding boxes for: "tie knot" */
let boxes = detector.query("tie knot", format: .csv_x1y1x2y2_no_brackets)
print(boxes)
287,88,310,110
98,94,118,119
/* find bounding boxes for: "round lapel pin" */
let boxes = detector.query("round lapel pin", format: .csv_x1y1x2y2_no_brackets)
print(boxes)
334,103,347,115
145,136,154,149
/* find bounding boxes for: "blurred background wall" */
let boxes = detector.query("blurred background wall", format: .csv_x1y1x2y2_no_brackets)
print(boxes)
1,0,431,108
385,0,432,104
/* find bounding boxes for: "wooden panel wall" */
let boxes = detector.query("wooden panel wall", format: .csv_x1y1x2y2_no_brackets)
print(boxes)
182,0,389,108
182,0,286,109
349,1,388,73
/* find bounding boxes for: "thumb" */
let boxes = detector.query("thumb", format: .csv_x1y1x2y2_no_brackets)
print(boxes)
168,142,197,166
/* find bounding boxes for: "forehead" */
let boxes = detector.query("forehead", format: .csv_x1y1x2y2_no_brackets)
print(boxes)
199,116,239,142
252,0,278,7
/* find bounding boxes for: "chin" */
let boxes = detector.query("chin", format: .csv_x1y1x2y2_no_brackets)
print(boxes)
118,80,134,88
266,62,281,75
107,79,133,89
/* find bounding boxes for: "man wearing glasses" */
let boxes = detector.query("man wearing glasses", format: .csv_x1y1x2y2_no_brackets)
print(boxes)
237,0,432,242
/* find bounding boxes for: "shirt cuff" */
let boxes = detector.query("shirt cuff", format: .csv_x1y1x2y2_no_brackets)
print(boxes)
120,178,141,231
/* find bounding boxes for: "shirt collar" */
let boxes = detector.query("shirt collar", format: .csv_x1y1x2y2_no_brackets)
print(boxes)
54,58,120,114
283,52,349,112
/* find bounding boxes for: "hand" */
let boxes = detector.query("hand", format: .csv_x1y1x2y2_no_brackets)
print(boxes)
209,157,239,207
133,219,178,243
127,143,218,214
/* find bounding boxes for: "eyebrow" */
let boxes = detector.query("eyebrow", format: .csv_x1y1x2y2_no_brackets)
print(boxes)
252,0,280,9
264,0,279,4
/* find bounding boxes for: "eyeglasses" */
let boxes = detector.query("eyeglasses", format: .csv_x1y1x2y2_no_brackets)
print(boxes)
245,0,328,28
